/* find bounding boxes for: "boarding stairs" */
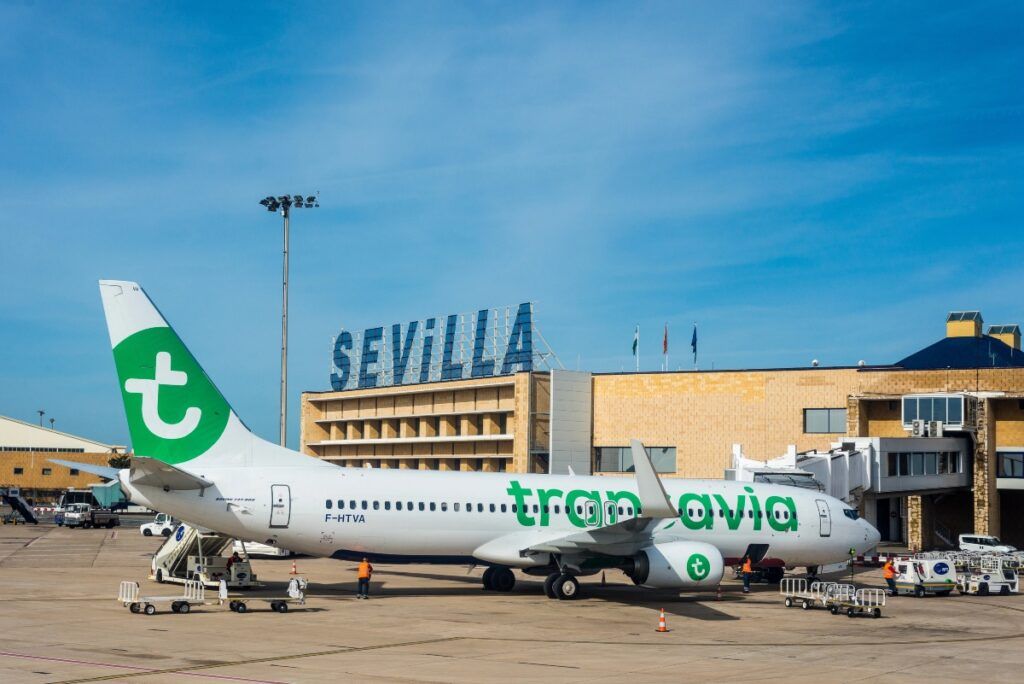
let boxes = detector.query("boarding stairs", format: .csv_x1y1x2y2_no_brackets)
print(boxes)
1,487,38,524
151,523,234,586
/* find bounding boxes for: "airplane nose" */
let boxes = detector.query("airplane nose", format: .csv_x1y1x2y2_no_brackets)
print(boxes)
862,520,881,550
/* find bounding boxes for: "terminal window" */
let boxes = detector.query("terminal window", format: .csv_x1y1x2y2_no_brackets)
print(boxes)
886,451,961,477
13,467,23,475
998,452,1024,478
803,408,846,434
594,446,676,473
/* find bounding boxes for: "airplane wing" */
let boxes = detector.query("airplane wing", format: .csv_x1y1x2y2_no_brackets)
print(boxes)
474,440,678,563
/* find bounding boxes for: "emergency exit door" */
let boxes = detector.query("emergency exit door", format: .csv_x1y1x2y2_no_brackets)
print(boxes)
270,484,291,528
815,499,831,537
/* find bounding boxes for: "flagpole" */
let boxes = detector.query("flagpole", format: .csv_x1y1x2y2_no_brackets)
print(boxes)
636,325,640,372
693,321,698,371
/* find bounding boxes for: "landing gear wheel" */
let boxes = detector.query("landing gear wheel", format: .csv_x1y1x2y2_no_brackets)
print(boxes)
482,567,496,590
914,585,925,598
129,602,141,614
144,604,156,615
178,602,190,614
554,574,580,600
784,597,793,608
544,573,560,599
765,567,784,584
492,568,515,592
872,608,881,619
801,600,811,610
143,529,153,537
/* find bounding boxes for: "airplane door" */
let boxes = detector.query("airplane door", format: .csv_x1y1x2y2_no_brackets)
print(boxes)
584,500,602,527
270,485,291,528
603,500,618,526
815,499,831,537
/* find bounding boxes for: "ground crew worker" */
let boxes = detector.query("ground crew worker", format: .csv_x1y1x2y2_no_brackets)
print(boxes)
357,557,373,599
882,559,897,596
741,556,753,594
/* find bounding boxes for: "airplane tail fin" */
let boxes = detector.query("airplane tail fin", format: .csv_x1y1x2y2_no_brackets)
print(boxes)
99,280,241,465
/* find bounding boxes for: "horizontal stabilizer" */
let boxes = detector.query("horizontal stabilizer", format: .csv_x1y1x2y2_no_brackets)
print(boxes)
49,459,121,480
130,456,213,490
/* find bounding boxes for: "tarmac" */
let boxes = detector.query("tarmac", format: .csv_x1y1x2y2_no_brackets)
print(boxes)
2,523,1024,683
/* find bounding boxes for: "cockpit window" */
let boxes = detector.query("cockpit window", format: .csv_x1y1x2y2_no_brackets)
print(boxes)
842,509,859,520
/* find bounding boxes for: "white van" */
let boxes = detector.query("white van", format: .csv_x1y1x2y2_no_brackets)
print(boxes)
959,534,1017,554
892,558,957,597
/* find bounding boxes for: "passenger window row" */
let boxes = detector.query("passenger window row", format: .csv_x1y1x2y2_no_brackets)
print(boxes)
680,507,795,521
325,499,636,516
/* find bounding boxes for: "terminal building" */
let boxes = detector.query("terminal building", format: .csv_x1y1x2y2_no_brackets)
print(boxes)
301,310,1024,551
0,415,125,502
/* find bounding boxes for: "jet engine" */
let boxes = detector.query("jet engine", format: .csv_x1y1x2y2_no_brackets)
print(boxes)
625,541,724,589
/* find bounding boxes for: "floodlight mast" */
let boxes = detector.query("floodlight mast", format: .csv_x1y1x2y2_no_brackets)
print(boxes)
259,193,319,447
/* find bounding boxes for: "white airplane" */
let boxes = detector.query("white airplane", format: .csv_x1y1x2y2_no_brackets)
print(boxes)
59,280,880,600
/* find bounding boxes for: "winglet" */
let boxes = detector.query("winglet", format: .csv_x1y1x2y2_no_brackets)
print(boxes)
630,439,677,518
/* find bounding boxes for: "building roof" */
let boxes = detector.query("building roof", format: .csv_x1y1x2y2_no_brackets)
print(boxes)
0,415,125,453
947,311,983,322
989,324,1021,335
894,335,1024,370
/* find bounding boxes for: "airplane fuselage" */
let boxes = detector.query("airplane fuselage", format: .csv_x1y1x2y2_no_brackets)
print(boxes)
123,463,879,570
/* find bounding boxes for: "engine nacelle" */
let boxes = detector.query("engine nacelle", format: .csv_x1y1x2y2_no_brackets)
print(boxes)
625,541,724,589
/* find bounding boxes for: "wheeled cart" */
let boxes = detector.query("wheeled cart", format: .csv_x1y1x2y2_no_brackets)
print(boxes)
830,588,886,619
118,579,213,615
780,579,854,611
223,577,308,614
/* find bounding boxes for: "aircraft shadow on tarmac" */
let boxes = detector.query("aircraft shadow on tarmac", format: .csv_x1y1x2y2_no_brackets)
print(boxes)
318,567,740,621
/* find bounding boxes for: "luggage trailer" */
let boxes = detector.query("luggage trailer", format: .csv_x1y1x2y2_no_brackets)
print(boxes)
780,579,855,611
957,556,1020,596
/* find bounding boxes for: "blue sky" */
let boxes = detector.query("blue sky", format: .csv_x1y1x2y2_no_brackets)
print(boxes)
1,1,1022,449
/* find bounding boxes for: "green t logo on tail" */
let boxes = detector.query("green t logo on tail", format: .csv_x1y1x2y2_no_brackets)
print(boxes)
113,327,230,464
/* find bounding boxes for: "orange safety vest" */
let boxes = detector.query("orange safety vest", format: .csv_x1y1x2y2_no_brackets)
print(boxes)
882,562,895,580
742,559,753,573
358,561,373,579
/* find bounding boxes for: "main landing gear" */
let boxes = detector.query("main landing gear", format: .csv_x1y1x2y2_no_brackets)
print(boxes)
482,566,516,592
543,572,580,600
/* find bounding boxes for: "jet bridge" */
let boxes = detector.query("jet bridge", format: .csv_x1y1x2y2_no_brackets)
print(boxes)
151,523,258,588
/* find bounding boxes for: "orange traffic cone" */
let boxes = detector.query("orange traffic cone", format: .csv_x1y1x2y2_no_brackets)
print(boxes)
290,559,298,575
655,608,669,633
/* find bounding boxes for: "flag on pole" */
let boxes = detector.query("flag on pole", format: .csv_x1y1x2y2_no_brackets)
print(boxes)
632,325,639,371
691,323,698,368
662,323,668,371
